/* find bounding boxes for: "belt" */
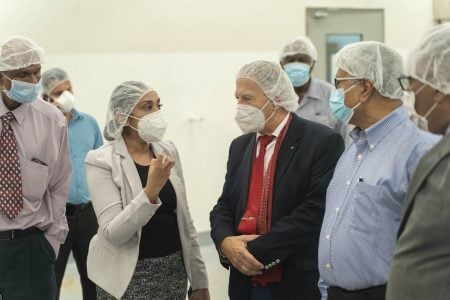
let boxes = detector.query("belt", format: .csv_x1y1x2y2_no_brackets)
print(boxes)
66,202,92,218
0,227,40,240
328,284,387,300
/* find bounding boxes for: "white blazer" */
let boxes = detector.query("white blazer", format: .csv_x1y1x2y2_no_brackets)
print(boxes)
85,137,208,299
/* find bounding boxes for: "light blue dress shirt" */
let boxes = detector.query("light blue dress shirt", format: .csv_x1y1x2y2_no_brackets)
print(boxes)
67,109,103,205
318,105,440,298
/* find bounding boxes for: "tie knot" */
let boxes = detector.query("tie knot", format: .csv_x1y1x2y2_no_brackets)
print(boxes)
259,135,274,148
1,112,15,124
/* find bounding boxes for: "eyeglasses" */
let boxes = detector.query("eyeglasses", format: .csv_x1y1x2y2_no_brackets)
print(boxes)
334,77,363,89
398,75,413,91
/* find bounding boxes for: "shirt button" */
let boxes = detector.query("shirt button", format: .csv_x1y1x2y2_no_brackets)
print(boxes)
370,145,374,149
335,207,340,212
346,180,351,185
357,154,363,160
326,234,330,240
326,263,331,268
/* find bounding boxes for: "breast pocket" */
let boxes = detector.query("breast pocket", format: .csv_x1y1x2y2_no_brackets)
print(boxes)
349,182,384,234
21,159,49,202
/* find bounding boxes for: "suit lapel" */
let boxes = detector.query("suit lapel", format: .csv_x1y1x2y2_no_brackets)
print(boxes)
238,136,256,217
402,135,450,216
274,116,303,192
115,138,143,206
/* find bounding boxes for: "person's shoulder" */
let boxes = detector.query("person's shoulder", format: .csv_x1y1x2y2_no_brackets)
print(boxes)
155,140,179,156
307,78,333,102
85,142,115,167
406,121,441,148
30,98,66,127
230,132,255,149
311,77,333,90
399,123,441,162
77,110,97,122
292,113,341,139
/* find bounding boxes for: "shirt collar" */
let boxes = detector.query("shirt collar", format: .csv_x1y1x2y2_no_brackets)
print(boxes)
256,113,290,139
351,105,409,151
0,92,30,126
303,78,321,101
70,108,82,121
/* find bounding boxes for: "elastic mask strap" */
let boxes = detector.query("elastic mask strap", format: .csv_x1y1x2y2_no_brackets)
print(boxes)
260,100,271,111
1,73,11,92
261,100,276,124
424,101,438,119
343,81,361,95
122,113,140,132
351,101,363,111
415,84,426,96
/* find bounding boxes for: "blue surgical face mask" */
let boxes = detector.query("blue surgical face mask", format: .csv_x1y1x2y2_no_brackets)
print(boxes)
329,83,361,124
284,62,311,87
2,73,41,104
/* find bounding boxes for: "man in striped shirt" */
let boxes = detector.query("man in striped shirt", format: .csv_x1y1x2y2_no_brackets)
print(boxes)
318,42,439,300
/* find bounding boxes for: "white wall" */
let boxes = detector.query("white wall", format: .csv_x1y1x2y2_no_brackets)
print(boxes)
0,0,434,232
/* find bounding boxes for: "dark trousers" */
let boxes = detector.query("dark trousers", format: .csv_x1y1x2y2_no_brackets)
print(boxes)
0,230,56,300
55,202,98,300
328,285,386,300
250,285,272,300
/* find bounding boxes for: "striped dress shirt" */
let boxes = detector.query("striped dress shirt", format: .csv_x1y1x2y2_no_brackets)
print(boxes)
318,105,440,298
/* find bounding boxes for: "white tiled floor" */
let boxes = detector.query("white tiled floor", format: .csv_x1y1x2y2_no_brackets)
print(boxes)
60,236,229,300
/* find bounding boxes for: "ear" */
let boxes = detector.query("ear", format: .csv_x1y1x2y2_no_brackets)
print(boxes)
434,89,447,103
115,111,128,127
310,61,316,73
359,79,374,103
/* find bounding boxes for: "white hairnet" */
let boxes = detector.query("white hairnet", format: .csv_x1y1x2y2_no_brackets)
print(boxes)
280,36,318,61
0,36,44,71
336,41,404,99
104,81,154,141
41,68,70,95
237,60,298,112
406,24,450,95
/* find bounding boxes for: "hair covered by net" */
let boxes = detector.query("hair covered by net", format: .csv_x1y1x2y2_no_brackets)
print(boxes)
336,41,404,99
279,36,318,61
103,81,154,141
406,23,450,95
41,68,70,95
0,36,44,71
236,60,299,112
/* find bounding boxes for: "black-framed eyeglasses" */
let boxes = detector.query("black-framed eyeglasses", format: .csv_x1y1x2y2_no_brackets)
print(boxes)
398,75,413,91
334,77,363,89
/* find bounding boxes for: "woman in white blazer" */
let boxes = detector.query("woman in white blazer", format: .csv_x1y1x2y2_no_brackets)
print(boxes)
85,81,209,300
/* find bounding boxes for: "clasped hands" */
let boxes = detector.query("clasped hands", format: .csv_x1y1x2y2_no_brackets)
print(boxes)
220,235,264,276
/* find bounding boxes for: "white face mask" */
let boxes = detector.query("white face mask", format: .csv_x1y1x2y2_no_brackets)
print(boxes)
417,102,438,132
234,100,274,133
127,110,168,143
412,84,436,132
55,91,75,113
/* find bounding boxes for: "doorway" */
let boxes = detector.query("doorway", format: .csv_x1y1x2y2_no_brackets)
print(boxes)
306,8,384,83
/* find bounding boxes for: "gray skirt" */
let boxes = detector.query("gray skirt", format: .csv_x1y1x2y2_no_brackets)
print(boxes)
97,250,187,300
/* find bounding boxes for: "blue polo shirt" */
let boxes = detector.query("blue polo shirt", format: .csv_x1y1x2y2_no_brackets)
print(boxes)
67,109,103,205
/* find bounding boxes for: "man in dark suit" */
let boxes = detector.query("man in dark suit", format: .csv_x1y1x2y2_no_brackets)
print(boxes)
210,60,344,300
387,24,450,300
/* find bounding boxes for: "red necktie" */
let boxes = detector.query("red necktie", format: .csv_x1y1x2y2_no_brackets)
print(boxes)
0,112,23,219
237,135,274,235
